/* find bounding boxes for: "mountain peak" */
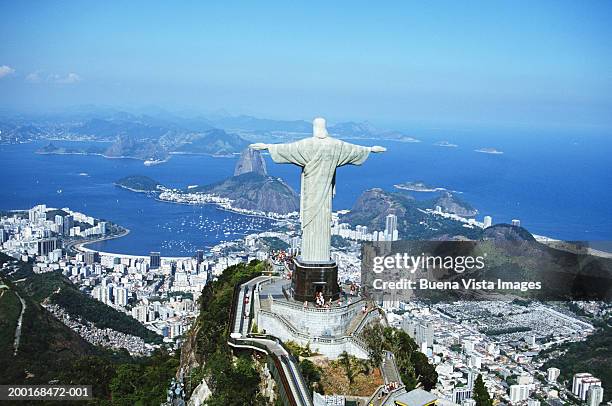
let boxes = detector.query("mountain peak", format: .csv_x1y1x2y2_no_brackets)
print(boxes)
234,148,267,176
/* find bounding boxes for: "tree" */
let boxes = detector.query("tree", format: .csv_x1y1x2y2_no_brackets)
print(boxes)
362,323,385,368
299,359,323,393
412,351,438,390
473,374,493,406
338,351,369,387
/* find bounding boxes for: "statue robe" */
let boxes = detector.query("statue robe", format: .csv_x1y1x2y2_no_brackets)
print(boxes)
268,137,370,262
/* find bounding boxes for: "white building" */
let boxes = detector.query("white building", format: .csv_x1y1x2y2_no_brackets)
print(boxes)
114,287,128,307
453,387,472,404
509,384,530,403
547,367,560,383
587,385,604,406
483,216,492,228
573,373,602,401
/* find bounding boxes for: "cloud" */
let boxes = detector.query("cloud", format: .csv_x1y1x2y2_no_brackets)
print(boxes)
0,65,15,78
52,72,82,84
25,71,42,83
25,71,82,84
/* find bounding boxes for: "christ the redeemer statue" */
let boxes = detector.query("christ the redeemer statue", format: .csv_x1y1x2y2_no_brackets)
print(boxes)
250,117,385,263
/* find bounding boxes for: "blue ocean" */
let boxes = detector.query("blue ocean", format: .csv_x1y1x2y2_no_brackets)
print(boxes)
1,128,611,256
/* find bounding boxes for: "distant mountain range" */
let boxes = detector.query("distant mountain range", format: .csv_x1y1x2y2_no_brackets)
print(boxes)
1,107,422,146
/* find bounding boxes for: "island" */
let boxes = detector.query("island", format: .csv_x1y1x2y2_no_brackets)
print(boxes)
475,147,504,155
394,180,448,192
115,175,162,193
434,140,458,147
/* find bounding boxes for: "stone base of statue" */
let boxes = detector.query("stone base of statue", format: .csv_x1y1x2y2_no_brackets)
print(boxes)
255,275,379,359
290,257,340,302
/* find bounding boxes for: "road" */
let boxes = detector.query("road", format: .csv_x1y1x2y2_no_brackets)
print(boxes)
13,291,26,356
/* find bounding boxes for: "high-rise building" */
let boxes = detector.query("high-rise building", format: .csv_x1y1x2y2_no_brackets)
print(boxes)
150,252,161,269
509,384,530,403
84,251,100,265
98,221,107,235
0,228,8,243
114,287,128,307
28,204,46,223
467,369,477,389
290,237,301,255
385,214,398,241
49,248,63,262
196,249,204,265
573,373,602,400
547,367,560,383
511,219,521,227
525,335,536,346
483,216,492,228
453,388,472,404
587,385,604,406
63,215,74,236
37,237,59,256
579,378,602,401
91,286,104,302
527,399,540,406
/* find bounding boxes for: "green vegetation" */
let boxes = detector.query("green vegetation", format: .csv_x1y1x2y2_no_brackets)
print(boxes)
167,291,194,300
21,272,162,343
191,260,267,404
115,175,161,192
299,359,323,393
362,324,438,390
543,325,612,401
261,236,290,251
337,351,370,386
1,258,179,404
331,235,351,249
285,340,315,358
473,374,493,406
450,343,463,353
0,284,21,355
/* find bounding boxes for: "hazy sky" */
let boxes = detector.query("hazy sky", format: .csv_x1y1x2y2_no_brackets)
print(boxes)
1,1,611,130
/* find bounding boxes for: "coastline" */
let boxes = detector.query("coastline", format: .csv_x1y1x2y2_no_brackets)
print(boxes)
71,227,130,253
36,150,171,164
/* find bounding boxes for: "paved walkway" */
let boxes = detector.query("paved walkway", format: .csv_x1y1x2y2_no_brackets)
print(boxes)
229,276,313,406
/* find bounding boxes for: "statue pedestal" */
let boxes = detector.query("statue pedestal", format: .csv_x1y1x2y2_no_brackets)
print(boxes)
291,257,340,302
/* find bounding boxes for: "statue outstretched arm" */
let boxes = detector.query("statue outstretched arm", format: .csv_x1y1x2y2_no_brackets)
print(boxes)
249,143,268,150
370,145,386,153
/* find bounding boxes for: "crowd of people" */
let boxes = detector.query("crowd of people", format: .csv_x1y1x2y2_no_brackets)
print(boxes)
377,381,402,399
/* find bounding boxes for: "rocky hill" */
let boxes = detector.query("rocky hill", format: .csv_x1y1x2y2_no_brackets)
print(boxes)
195,148,298,214
433,191,478,217
197,172,299,214
0,253,176,402
117,148,299,214
0,254,94,384
234,148,267,176
482,223,536,242
343,188,416,231
342,188,483,240
115,175,161,192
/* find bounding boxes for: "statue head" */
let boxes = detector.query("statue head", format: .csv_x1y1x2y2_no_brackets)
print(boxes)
313,117,329,139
